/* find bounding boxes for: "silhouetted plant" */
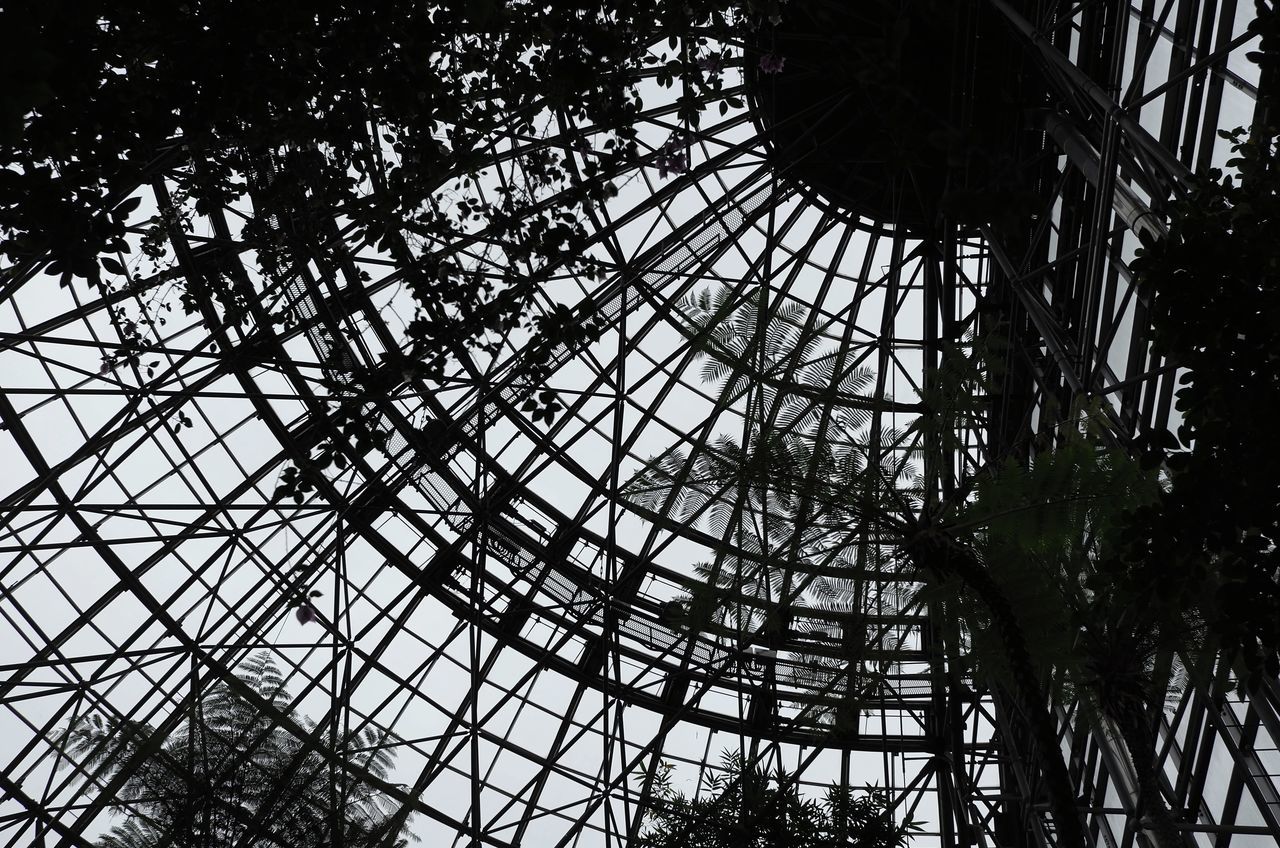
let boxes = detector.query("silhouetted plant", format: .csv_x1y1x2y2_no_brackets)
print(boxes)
636,751,915,848
54,652,413,848
1109,114,1280,694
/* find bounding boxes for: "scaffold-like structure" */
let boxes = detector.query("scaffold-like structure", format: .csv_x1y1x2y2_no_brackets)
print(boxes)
2,2,1278,847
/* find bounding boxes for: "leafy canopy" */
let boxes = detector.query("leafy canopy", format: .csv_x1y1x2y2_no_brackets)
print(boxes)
1111,116,1280,690
0,0,753,344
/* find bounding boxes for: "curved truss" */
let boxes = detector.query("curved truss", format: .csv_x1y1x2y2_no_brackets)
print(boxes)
2,3,1278,847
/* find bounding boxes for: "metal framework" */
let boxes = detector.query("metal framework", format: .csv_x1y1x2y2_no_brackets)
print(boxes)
1,2,1277,847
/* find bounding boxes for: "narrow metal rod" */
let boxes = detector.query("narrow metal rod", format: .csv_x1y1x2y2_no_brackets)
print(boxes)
989,0,1194,192
1039,112,1168,244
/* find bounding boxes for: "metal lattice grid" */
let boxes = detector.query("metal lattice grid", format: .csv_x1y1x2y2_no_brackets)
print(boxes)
2,2,1278,847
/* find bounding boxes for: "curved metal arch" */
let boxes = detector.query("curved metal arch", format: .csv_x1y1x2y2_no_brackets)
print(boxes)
4,5,1279,847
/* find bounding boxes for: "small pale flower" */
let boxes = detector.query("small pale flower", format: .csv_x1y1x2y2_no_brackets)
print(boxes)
697,54,725,74
654,135,690,179
758,53,786,74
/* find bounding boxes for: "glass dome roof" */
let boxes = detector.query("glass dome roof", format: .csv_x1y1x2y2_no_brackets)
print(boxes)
2,2,1275,846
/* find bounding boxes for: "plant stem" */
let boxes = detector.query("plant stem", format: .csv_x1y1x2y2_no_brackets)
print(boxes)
906,530,1086,848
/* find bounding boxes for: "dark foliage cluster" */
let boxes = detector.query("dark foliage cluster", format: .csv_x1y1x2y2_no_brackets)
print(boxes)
636,753,915,848
1109,9,1280,688
0,0,800,503
0,0,772,376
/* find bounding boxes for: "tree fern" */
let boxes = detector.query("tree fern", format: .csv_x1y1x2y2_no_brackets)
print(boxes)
625,284,926,734
635,750,916,848
54,652,416,848
930,407,1167,699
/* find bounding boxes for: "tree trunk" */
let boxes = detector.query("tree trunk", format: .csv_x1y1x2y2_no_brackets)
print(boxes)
907,532,1087,848
1112,700,1188,848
